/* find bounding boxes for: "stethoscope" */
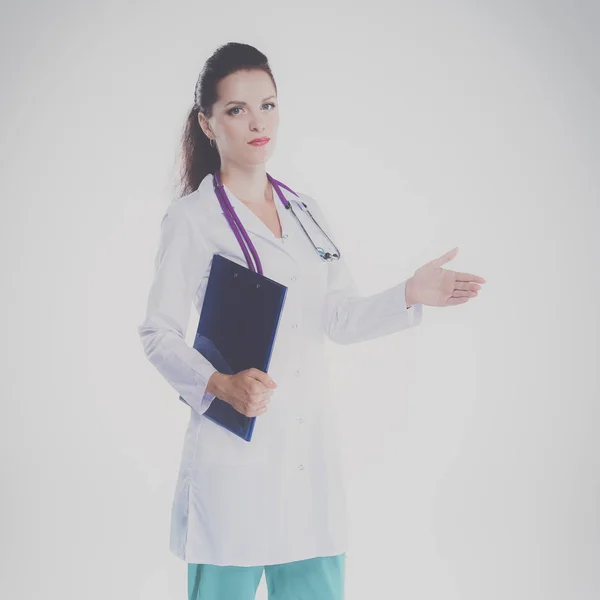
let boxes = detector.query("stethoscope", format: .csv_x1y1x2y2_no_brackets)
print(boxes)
212,170,341,276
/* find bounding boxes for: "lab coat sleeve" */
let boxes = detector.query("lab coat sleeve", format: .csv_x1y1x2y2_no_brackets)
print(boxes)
301,194,423,345
137,204,218,415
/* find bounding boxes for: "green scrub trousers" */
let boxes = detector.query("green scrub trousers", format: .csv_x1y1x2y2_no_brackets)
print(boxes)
188,553,345,599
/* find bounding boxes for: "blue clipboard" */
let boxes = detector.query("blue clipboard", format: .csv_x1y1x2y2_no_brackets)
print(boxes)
180,253,288,441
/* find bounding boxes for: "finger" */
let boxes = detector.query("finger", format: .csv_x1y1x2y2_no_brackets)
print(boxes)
249,381,273,395
248,368,277,389
246,402,268,418
454,282,481,291
446,297,470,305
452,290,478,298
257,395,272,408
456,272,486,284
250,395,270,408
431,246,459,267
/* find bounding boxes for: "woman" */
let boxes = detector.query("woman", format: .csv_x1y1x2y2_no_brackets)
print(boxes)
138,42,485,600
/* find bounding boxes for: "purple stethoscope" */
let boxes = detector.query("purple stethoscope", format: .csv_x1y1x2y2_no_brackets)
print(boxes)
212,170,341,276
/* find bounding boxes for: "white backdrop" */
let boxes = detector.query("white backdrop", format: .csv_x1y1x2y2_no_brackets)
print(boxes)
1,1,599,599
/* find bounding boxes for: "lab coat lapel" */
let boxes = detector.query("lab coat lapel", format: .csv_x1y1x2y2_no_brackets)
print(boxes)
196,173,301,264
224,183,288,242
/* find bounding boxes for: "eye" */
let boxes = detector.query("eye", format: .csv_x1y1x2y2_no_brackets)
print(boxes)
227,102,277,116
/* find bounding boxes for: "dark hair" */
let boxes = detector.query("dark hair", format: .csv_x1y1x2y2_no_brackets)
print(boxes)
177,42,278,198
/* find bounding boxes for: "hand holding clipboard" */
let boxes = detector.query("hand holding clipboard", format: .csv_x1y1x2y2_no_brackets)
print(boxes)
180,253,288,442
209,367,278,418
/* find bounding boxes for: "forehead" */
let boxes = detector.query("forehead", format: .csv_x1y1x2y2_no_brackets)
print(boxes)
216,69,276,103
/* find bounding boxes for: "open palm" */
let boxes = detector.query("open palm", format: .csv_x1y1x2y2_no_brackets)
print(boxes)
410,247,486,307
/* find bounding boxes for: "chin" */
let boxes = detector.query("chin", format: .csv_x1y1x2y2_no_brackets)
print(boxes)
245,149,274,165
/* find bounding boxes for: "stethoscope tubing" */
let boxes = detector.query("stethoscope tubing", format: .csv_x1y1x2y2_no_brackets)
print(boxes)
212,171,340,276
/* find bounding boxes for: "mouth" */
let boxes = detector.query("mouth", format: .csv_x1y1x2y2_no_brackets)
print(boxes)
248,137,270,146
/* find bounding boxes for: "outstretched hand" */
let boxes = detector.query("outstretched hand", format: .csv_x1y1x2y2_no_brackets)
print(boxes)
406,247,486,307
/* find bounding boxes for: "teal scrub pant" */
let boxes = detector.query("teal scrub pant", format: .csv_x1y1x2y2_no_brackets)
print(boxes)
188,553,345,600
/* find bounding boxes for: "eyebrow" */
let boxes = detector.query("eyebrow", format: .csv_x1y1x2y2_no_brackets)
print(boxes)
224,95,276,107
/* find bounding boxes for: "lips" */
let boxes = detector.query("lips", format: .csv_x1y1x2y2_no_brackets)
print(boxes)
249,137,270,146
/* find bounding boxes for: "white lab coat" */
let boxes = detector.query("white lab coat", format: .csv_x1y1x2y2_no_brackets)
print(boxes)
137,172,424,567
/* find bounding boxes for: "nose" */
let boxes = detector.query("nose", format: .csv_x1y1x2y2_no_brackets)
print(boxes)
250,120,266,132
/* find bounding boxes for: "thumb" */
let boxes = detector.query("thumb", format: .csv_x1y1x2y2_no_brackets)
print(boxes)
249,368,277,389
431,246,459,268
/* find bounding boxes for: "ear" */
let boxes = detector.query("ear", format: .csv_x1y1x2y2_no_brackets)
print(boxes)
197,112,212,138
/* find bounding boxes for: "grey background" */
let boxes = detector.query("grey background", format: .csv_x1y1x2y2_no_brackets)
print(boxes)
1,1,598,599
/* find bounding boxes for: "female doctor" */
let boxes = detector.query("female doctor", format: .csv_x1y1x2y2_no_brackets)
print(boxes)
138,42,486,600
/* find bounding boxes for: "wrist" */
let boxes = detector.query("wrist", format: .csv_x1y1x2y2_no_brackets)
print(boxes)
206,371,227,397
405,277,416,308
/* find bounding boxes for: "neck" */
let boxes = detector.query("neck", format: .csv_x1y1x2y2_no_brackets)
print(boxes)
219,163,272,206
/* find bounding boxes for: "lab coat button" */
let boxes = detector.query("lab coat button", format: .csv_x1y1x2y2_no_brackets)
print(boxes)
283,233,289,239
292,323,298,328
291,275,297,281
294,370,300,376
298,417,305,424
298,464,304,470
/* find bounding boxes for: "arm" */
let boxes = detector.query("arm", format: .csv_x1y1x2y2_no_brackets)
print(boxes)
301,194,424,345
137,204,219,415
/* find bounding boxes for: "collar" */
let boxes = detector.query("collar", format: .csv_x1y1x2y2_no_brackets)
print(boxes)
195,172,303,245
